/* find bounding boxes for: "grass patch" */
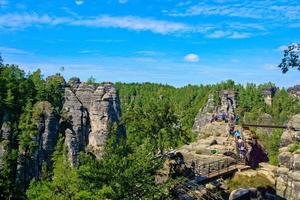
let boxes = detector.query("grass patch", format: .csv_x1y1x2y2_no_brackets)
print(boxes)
226,173,273,192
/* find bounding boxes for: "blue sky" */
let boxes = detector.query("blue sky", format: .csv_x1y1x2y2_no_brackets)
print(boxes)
0,0,299,87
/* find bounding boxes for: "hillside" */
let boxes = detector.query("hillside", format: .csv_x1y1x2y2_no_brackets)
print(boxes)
0,64,300,199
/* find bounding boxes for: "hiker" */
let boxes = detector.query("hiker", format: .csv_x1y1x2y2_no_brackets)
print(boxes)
237,136,246,161
235,114,240,124
221,111,226,121
211,113,215,123
228,122,235,136
191,160,196,172
234,129,241,139
214,113,218,122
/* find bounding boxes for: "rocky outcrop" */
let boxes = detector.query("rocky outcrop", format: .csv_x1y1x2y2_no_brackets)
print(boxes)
62,87,89,166
276,113,300,199
256,113,273,133
87,83,121,158
0,121,13,169
193,90,237,133
62,79,123,164
288,85,300,100
16,101,60,189
192,94,216,133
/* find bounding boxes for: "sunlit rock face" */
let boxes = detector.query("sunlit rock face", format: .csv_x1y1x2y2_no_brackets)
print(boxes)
288,85,300,100
193,90,237,134
276,113,300,199
62,79,123,165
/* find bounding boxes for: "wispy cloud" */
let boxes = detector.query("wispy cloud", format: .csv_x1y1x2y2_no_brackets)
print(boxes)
70,15,191,34
0,13,192,34
0,46,29,55
135,50,164,56
0,13,263,38
167,0,300,22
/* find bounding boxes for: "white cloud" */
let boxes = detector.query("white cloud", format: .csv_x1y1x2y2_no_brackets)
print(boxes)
0,13,192,34
75,0,84,5
206,30,230,38
206,30,250,39
0,13,259,38
71,16,191,34
119,0,128,4
168,0,300,21
184,53,199,62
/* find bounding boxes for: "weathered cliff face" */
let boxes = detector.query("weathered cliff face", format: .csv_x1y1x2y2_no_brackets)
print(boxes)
62,79,122,164
16,101,60,189
276,113,300,199
0,121,13,170
192,94,216,133
7,78,123,189
193,90,237,133
87,83,121,158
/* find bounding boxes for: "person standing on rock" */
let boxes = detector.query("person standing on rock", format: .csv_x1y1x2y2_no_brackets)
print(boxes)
221,111,226,122
237,136,246,161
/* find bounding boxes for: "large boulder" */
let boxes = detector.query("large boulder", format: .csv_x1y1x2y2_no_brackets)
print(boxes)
288,113,300,131
278,151,293,169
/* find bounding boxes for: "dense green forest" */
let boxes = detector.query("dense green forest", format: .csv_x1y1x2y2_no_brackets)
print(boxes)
0,61,299,199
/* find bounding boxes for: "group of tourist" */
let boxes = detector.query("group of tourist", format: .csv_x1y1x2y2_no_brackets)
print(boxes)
211,111,239,124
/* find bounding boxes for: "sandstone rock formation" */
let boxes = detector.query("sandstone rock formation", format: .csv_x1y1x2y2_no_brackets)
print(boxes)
288,85,300,100
5,78,123,190
276,113,300,199
261,87,277,106
192,94,216,133
0,121,13,170
62,79,123,164
193,90,237,133
16,101,59,189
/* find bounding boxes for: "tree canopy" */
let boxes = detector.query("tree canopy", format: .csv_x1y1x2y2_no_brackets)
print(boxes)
278,43,300,73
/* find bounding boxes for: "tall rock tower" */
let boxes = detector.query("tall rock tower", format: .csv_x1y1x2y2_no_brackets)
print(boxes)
62,78,123,165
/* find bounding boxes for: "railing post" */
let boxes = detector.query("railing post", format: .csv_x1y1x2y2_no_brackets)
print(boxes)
217,160,220,175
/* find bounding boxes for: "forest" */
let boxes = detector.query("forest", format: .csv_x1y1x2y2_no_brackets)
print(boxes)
0,58,300,199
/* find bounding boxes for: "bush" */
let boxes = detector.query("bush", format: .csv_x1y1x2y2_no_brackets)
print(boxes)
288,143,300,153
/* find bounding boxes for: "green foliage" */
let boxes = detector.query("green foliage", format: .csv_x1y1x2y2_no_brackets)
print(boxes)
278,44,300,73
1,63,300,199
288,143,300,153
257,129,282,165
226,173,273,192
86,76,97,86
